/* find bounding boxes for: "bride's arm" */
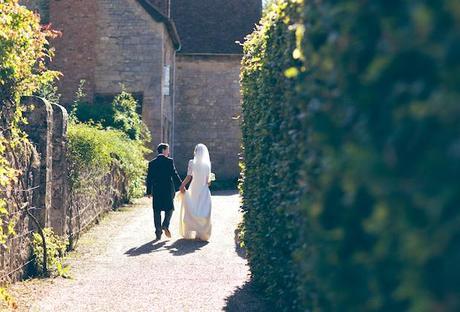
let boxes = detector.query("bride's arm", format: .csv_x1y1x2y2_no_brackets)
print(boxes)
180,175,192,192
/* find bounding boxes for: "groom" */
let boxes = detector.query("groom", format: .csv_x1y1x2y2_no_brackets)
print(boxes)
146,143,182,240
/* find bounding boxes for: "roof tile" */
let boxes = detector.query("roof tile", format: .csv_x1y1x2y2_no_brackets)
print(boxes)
171,0,262,54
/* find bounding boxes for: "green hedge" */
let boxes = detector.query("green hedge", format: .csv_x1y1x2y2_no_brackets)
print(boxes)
67,122,150,201
240,1,460,311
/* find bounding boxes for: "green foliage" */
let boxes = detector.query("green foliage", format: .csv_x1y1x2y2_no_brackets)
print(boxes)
240,2,305,310
73,83,148,141
34,79,62,105
32,228,69,278
0,0,59,247
241,0,460,311
67,122,150,201
0,287,17,310
69,80,88,123
68,80,151,201
111,89,145,141
0,0,60,134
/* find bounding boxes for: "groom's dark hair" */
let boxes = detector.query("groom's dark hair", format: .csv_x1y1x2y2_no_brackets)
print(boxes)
157,143,169,154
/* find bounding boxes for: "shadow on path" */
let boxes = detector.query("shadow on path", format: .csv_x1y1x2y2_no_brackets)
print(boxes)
165,239,208,256
124,240,166,257
212,189,239,197
224,279,267,312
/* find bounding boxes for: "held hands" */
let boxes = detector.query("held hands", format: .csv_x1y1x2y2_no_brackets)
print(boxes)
179,185,186,193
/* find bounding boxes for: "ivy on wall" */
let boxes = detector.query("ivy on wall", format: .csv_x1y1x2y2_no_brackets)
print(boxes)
0,0,59,246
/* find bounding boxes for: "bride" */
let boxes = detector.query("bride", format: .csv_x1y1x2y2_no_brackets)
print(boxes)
177,144,212,241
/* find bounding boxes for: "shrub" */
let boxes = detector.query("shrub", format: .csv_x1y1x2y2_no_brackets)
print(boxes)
111,90,146,141
32,228,69,277
72,83,147,141
34,79,62,105
67,122,150,201
241,0,460,311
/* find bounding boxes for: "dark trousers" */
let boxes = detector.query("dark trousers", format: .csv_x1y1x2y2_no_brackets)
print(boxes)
153,208,173,236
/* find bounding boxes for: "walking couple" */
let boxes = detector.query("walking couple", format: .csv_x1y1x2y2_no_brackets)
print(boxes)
146,143,213,241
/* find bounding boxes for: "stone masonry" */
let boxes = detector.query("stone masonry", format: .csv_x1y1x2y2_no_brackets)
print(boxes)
47,0,177,150
22,0,261,180
174,55,242,180
1,97,130,281
95,0,176,149
0,97,68,282
49,0,98,104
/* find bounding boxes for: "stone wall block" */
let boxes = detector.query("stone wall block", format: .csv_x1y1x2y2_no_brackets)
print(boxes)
22,96,53,229
50,104,69,236
174,55,242,180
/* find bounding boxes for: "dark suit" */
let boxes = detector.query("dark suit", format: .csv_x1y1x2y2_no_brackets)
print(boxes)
146,154,182,236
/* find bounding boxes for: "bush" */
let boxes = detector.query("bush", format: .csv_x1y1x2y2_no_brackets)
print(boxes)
241,0,460,311
67,122,150,201
32,228,69,277
72,83,147,141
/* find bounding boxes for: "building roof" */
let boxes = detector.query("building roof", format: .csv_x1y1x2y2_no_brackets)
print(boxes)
136,0,181,50
171,0,262,54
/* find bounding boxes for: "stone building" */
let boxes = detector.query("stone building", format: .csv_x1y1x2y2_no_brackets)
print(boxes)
22,0,262,180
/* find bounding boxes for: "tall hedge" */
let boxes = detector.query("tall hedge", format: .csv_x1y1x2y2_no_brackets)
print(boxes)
240,1,460,311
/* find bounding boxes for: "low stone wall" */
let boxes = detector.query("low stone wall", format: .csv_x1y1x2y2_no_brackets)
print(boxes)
0,97,63,282
0,97,130,282
68,164,128,248
0,142,40,282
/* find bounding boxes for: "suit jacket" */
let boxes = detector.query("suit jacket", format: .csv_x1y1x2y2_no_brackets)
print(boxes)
146,154,182,211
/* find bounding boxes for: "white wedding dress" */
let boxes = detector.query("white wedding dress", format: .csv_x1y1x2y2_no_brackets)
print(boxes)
177,145,212,241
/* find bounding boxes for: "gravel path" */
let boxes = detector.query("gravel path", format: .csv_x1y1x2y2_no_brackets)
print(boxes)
8,191,266,312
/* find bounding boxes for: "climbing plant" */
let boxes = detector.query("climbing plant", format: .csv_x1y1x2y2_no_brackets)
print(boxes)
32,228,69,278
0,0,59,245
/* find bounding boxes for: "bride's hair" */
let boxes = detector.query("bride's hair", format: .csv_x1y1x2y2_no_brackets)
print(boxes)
193,144,211,168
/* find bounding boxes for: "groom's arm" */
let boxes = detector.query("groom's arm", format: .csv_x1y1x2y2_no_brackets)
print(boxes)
146,161,154,196
170,159,182,191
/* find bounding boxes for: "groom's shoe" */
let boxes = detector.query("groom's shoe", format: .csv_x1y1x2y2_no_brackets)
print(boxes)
163,228,171,238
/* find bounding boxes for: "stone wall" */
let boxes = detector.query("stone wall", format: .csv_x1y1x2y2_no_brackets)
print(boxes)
0,97,68,282
0,97,129,281
67,164,128,248
0,141,39,282
19,0,49,22
95,0,173,151
47,0,174,153
149,0,170,16
174,55,242,180
162,33,176,150
50,105,68,236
